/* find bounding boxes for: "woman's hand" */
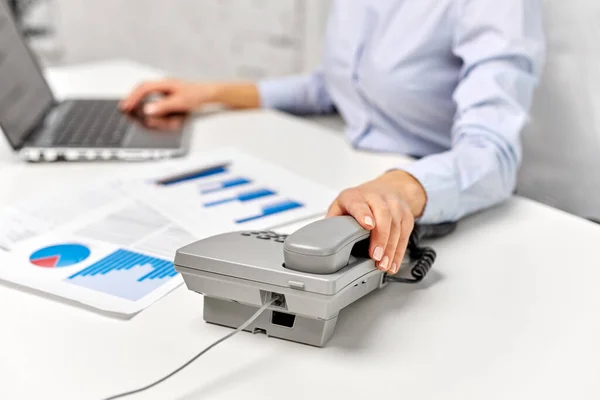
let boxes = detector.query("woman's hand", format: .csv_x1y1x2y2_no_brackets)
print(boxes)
326,170,427,275
119,79,260,117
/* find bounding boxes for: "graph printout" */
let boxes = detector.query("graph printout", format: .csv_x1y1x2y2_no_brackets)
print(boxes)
118,148,337,240
0,181,195,317
0,148,336,317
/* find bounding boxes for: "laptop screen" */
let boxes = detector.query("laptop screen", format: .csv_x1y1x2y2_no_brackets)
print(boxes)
0,2,55,149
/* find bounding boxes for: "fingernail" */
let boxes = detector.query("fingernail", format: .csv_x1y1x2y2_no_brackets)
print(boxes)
379,256,389,270
391,263,398,274
144,103,158,115
364,216,374,228
373,247,384,261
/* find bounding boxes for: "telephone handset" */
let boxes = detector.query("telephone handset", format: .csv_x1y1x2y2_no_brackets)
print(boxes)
283,215,456,282
283,216,370,274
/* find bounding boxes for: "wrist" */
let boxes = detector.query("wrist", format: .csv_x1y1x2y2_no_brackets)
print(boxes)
378,170,427,218
213,82,260,110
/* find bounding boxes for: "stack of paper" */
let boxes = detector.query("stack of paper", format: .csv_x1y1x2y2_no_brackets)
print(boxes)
0,148,336,317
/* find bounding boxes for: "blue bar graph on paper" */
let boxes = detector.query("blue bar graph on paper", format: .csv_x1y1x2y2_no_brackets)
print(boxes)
203,188,276,207
235,200,303,224
199,177,252,194
66,249,177,301
156,163,229,186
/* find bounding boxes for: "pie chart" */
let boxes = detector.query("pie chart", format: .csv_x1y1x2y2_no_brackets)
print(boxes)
30,244,91,268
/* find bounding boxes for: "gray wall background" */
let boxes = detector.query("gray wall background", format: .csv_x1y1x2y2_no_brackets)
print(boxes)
35,0,331,80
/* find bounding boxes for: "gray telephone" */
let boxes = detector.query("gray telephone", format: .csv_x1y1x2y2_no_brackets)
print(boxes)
174,215,454,347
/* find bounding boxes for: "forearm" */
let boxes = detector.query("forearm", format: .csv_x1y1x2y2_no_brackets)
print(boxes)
404,0,545,223
398,131,519,224
210,70,336,114
212,82,260,110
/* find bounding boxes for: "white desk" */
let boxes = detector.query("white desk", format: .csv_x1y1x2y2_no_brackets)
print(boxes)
2,60,600,400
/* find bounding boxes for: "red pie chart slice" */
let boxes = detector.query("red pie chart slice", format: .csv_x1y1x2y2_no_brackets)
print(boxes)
31,255,61,268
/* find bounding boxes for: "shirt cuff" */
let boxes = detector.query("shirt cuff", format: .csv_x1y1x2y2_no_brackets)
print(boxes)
258,75,312,113
398,159,460,224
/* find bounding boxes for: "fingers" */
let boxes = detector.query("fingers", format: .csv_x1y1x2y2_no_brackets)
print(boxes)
326,189,376,231
326,187,414,274
142,96,190,117
120,80,176,112
142,115,184,131
364,193,392,270
326,201,344,217
378,194,403,273
390,207,414,275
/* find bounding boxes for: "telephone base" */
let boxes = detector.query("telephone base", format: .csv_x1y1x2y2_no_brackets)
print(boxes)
203,296,338,347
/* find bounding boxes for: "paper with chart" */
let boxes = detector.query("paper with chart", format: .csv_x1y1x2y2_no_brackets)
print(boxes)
0,181,196,317
118,148,338,239
0,148,337,317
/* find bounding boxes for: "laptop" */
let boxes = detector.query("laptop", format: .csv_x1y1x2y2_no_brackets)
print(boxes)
0,2,191,162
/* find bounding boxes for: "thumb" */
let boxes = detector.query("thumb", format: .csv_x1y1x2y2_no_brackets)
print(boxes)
326,200,344,218
144,97,189,117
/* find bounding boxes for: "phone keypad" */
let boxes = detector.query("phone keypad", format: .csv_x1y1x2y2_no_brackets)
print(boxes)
241,231,288,242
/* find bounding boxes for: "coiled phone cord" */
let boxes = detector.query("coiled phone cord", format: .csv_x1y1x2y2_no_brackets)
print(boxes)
384,222,457,284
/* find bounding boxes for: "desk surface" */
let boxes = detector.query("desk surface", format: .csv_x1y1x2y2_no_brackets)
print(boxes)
2,60,600,400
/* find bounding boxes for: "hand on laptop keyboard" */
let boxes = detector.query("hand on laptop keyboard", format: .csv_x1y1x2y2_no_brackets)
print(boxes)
119,79,260,116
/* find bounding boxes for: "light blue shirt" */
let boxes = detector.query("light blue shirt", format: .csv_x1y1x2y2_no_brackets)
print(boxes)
258,0,546,224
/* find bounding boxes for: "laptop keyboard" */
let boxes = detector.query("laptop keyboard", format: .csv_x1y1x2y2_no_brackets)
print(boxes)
53,100,130,147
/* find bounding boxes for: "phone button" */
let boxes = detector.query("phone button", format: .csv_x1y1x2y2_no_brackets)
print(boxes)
288,281,305,290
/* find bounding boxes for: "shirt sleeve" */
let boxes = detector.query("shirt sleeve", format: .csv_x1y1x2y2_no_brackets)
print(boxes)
399,0,546,224
257,70,336,115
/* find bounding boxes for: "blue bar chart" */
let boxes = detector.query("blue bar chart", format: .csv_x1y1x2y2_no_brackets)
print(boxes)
203,188,276,207
66,249,177,301
235,200,303,224
156,163,229,186
136,151,335,240
199,177,251,194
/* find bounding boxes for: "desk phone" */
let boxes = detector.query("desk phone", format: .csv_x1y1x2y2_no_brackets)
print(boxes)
174,215,454,347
